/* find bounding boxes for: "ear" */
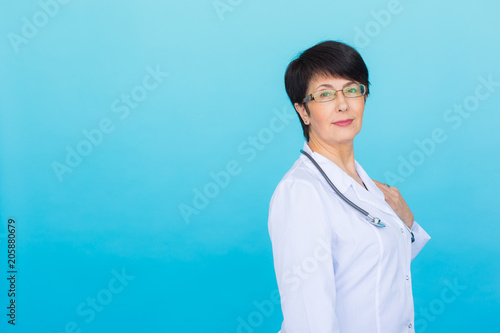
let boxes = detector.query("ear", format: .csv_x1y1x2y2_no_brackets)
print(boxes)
294,102,309,124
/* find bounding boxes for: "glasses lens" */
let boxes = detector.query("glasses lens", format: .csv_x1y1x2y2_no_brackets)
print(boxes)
343,84,365,97
314,90,336,102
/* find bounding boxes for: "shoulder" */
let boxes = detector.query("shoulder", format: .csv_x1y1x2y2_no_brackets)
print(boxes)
269,155,338,216
276,157,324,189
270,158,321,201
268,157,333,243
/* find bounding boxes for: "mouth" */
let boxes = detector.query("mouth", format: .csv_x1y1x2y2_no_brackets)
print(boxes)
333,119,354,126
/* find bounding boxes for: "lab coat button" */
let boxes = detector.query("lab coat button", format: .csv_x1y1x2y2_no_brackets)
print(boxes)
406,275,409,280
408,323,413,328
400,228,404,233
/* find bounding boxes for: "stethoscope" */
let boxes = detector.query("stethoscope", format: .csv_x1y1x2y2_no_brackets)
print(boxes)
300,149,415,243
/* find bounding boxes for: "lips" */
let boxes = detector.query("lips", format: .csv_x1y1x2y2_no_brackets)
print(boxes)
333,119,353,126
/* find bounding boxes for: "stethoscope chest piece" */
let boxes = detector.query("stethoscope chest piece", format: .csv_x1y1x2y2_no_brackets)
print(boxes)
367,216,386,228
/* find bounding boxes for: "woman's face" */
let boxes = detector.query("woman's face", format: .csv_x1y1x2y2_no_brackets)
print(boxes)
295,75,367,147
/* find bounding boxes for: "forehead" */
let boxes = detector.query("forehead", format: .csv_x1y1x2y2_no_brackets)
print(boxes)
308,74,356,92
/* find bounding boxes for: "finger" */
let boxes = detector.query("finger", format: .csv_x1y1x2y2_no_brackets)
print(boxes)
372,179,389,192
373,179,391,189
385,188,399,201
380,186,400,204
383,184,399,197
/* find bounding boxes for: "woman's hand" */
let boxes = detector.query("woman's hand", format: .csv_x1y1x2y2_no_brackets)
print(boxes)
372,180,414,229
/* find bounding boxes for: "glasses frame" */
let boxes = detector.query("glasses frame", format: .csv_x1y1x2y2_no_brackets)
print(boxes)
302,84,366,103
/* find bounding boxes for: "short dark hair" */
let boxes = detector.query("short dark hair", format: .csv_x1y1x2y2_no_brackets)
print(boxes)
284,40,370,141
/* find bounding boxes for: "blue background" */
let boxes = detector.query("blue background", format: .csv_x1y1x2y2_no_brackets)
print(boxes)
1,0,499,332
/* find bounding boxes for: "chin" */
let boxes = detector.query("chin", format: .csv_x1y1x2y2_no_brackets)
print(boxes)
326,136,356,145
330,130,360,142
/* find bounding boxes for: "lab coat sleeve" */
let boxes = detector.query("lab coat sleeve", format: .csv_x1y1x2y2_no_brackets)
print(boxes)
410,220,431,261
268,179,340,333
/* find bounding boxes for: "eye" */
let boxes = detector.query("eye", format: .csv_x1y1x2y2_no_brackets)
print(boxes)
320,91,333,97
345,87,359,94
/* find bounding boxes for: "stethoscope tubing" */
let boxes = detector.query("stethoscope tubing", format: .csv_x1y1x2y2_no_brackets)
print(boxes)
300,149,386,228
300,149,415,243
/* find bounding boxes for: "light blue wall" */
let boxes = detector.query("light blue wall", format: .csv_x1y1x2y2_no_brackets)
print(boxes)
1,0,499,332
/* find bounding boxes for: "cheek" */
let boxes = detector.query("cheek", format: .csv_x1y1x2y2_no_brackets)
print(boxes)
355,111,364,127
358,110,365,122
354,105,365,121
309,106,330,124
318,112,332,125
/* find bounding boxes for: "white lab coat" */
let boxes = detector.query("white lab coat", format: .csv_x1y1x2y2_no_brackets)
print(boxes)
268,141,431,333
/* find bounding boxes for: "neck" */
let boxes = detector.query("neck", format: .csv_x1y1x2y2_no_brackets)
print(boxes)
308,137,356,177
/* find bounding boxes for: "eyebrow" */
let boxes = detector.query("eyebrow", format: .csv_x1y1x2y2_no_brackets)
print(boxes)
313,80,356,91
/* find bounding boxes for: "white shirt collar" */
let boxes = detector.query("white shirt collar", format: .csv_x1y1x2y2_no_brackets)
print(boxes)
300,141,390,212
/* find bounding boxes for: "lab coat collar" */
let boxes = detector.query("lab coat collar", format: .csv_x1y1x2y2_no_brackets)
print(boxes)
300,141,394,216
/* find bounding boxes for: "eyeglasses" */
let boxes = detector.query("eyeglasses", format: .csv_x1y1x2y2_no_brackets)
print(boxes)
303,84,366,103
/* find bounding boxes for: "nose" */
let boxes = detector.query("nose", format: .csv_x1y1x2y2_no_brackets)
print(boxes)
336,90,348,112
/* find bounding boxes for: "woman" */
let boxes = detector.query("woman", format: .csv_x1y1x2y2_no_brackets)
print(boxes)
268,40,431,333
